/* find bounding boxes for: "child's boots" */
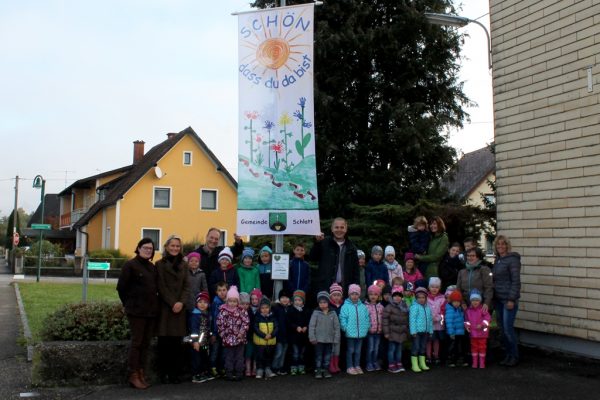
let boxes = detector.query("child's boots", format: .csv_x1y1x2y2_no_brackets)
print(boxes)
479,354,486,369
418,356,430,371
472,354,478,368
411,356,421,373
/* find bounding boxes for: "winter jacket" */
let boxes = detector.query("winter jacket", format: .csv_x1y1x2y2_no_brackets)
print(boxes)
287,306,311,345
189,309,211,347
418,232,449,279
209,264,240,295
464,305,491,339
456,261,494,308
236,264,261,294
258,262,274,299
427,293,446,331
193,240,244,278
156,255,191,336
216,304,250,347
272,302,291,343
493,252,521,302
403,268,424,286
186,267,208,312
309,308,341,344
438,252,464,291
365,301,384,334
253,312,278,346
310,237,360,293
385,261,404,285
211,295,225,336
286,257,310,294
117,256,159,318
339,298,371,339
408,227,431,255
445,303,465,336
365,259,389,287
409,301,434,335
382,300,409,343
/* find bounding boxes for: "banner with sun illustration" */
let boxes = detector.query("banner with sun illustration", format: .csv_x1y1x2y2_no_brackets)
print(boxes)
236,3,320,236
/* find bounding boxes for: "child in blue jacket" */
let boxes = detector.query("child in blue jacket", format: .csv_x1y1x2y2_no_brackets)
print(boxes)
445,290,468,367
286,243,310,294
365,245,389,287
409,287,433,373
339,284,371,375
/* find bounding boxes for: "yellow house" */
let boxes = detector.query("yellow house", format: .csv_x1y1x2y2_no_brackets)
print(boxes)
58,127,238,256
441,146,496,253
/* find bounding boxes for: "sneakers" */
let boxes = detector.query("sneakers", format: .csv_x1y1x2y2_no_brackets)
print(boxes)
374,362,382,371
323,370,332,379
290,366,298,376
346,367,359,375
277,370,288,376
365,364,376,372
387,363,397,373
355,367,364,374
315,369,323,379
265,368,276,378
298,365,306,375
192,374,206,383
256,369,264,379
396,363,405,372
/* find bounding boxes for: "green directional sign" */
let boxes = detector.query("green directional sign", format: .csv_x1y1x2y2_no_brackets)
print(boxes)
31,223,51,230
88,262,110,271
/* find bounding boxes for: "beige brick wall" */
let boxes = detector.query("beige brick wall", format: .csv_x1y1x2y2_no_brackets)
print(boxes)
491,0,600,342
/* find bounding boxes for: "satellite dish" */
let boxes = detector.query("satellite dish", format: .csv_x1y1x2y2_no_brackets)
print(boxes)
154,166,163,179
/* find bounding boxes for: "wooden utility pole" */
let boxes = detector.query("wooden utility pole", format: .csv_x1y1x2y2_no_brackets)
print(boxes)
12,175,19,235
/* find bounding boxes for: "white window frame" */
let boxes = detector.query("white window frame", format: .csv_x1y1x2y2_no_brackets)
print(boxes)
104,226,111,249
153,186,172,209
219,229,227,247
141,227,162,253
183,151,192,166
200,189,218,211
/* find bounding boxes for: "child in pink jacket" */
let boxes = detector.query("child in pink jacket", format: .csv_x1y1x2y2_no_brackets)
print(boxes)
464,289,491,369
364,284,384,371
426,277,446,365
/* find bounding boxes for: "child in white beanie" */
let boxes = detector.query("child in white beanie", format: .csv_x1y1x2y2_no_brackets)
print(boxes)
384,246,403,285
426,277,446,366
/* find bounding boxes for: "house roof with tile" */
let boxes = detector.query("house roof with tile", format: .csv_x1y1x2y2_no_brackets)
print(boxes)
441,146,495,200
71,127,236,230
28,194,60,225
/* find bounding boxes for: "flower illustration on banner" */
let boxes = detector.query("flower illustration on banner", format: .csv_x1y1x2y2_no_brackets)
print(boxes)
278,112,294,172
263,120,276,167
293,97,312,159
271,141,284,171
244,110,259,164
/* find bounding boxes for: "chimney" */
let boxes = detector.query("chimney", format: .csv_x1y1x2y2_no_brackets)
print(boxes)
166,132,176,139
133,140,145,164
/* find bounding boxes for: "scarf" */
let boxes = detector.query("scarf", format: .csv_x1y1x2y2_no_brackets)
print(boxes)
384,259,399,271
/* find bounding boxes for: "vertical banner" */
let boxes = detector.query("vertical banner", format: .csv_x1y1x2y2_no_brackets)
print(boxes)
236,4,320,235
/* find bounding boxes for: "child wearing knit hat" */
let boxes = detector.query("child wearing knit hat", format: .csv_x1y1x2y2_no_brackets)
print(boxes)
189,291,212,383
286,243,311,296
288,290,311,375
186,252,208,316
445,290,468,367
216,286,250,381
426,277,446,366
253,296,278,379
209,247,240,296
365,284,384,371
464,289,491,369
403,252,424,287
339,284,371,375
382,285,409,373
409,287,433,373
366,245,390,289
328,283,344,373
384,246,404,286
257,246,274,299
270,289,292,375
236,247,260,294
309,291,340,379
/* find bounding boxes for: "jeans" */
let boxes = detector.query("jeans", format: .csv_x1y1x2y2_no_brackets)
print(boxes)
210,337,224,369
314,343,333,369
272,342,288,370
388,341,403,365
495,300,519,359
191,346,209,375
411,333,428,356
366,333,381,367
292,343,306,366
346,338,363,369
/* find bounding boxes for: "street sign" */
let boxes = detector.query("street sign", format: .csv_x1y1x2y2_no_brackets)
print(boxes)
13,232,19,246
87,262,110,271
31,223,51,230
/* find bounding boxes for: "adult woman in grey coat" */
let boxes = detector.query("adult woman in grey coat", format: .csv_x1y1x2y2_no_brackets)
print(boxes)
155,235,190,383
492,235,521,367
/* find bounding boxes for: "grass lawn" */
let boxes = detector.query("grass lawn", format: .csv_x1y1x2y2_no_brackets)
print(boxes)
18,282,119,342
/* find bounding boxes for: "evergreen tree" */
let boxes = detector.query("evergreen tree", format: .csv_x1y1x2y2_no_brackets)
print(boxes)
251,0,470,218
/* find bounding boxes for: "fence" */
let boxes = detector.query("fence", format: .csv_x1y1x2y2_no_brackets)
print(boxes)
19,256,128,279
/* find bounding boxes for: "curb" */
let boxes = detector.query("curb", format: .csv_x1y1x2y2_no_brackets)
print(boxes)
14,283,34,362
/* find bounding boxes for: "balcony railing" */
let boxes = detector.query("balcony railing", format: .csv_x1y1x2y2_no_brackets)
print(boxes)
60,208,88,229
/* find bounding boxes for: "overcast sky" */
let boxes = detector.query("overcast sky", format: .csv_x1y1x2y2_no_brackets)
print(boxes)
0,0,492,215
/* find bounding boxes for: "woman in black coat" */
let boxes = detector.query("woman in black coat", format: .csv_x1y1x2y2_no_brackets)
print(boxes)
117,237,159,389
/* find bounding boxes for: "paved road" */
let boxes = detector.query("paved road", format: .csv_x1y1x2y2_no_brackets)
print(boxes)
1,256,600,399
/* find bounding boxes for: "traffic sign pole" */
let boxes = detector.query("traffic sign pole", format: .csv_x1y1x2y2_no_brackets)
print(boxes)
33,175,46,283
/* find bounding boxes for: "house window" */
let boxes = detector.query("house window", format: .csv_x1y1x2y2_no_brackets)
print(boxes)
142,228,161,251
201,189,217,210
104,227,111,249
484,193,496,205
183,151,192,166
219,230,226,246
154,187,171,208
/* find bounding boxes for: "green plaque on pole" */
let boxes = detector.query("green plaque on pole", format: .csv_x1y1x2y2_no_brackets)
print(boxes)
88,262,110,270
31,223,51,230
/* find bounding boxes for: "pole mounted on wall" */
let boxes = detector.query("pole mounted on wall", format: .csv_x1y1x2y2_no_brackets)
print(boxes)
424,12,493,70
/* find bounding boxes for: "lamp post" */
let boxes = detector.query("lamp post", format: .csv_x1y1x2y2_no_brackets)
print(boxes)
33,175,46,282
424,12,492,70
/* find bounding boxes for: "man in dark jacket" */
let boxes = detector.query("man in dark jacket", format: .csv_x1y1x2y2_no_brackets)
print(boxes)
309,217,359,294
193,228,244,277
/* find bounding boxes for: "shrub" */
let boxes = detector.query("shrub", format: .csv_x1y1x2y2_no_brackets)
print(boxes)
40,302,129,341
